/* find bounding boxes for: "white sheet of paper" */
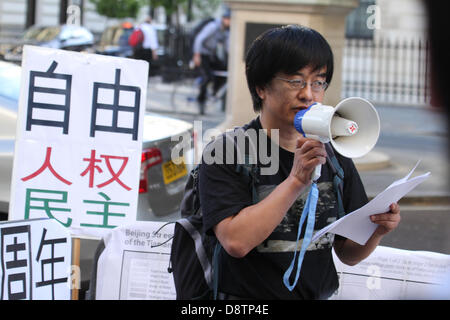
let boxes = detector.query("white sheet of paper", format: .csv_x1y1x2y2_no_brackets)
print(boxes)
312,162,430,245
95,221,176,300
330,246,450,300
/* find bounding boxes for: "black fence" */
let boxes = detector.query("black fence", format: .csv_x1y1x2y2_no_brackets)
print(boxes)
342,37,431,106
157,25,199,82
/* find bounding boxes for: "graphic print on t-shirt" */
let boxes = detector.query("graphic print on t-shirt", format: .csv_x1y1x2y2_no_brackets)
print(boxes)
256,181,338,254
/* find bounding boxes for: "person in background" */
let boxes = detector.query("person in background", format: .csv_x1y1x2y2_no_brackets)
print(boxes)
133,16,159,76
192,9,230,114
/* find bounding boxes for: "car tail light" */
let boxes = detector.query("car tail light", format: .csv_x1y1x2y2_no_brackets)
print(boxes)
139,148,163,193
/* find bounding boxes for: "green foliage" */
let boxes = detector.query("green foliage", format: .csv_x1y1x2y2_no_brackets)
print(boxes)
150,0,187,16
191,0,221,19
90,0,141,18
90,0,223,25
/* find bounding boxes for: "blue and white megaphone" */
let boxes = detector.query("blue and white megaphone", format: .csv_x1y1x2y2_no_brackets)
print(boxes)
294,97,380,181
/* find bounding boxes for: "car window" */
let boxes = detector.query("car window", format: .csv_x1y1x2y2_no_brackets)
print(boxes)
112,28,124,44
36,26,60,42
100,27,117,45
118,29,133,46
23,26,46,40
100,26,132,46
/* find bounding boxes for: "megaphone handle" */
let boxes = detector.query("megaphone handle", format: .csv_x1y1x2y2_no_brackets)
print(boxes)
312,164,321,182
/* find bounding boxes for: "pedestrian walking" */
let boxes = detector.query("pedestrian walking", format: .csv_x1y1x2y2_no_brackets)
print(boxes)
133,16,159,76
192,9,230,114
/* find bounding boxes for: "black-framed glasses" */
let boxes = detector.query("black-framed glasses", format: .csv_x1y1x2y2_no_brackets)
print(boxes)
275,77,328,92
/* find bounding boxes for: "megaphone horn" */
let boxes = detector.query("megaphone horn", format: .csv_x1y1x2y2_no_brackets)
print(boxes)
293,97,380,181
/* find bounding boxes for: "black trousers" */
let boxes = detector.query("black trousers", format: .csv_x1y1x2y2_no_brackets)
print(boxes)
133,47,154,76
197,54,227,105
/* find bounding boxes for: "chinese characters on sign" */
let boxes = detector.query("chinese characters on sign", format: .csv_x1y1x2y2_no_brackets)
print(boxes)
9,46,149,238
0,219,71,300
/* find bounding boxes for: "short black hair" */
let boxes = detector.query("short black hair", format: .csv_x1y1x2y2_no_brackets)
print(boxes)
245,25,334,112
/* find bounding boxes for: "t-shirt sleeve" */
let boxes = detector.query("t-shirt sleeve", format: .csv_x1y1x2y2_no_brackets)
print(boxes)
199,161,253,235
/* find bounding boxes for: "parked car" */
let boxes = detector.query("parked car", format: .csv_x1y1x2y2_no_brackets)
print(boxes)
90,22,168,77
91,22,135,58
0,60,193,222
1,24,94,63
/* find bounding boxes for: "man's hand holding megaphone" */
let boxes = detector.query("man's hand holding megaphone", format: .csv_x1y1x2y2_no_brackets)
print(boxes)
289,136,327,186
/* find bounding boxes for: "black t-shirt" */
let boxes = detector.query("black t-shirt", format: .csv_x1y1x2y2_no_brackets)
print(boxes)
198,117,368,299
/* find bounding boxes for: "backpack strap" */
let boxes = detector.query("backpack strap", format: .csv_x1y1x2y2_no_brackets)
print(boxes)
324,143,346,219
212,242,221,300
177,218,213,287
225,127,260,204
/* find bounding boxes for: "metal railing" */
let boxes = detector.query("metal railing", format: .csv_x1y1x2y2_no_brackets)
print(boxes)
342,37,431,106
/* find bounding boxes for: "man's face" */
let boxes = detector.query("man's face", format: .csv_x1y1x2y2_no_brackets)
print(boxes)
222,17,230,30
257,65,327,127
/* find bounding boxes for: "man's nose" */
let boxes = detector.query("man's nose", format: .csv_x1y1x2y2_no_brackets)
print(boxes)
297,83,314,102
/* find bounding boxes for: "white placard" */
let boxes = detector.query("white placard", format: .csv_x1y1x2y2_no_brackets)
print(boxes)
0,218,72,300
8,45,149,238
331,246,450,300
95,221,175,300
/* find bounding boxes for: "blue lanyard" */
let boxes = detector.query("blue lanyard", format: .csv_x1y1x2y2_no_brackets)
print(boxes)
283,182,319,291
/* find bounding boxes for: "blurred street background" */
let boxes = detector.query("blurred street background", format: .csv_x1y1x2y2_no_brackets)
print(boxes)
146,75,450,254
0,0,449,299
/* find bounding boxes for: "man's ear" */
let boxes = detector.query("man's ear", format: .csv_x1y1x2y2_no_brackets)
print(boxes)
256,86,266,100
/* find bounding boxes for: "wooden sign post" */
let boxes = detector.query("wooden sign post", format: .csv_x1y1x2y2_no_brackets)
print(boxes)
71,237,81,300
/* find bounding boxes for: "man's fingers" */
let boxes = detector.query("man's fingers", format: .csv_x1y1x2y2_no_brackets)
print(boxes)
370,203,401,224
390,203,400,214
296,135,309,148
296,138,326,157
370,215,401,225
300,156,326,170
297,137,323,150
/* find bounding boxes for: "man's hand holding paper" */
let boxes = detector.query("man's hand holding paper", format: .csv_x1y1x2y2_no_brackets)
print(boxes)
370,202,401,237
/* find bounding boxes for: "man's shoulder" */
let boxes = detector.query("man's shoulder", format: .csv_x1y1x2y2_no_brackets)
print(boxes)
200,118,263,170
212,118,261,145
199,19,221,35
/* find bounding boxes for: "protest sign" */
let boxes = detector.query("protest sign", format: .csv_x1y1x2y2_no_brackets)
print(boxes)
8,45,148,238
331,245,450,299
0,218,72,300
94,221,175,300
